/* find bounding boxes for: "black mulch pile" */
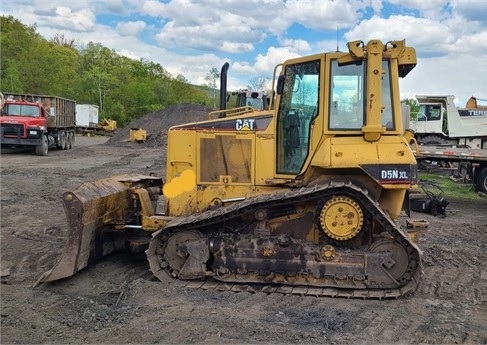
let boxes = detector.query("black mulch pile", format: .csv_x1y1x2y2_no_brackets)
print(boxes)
106,103,214,148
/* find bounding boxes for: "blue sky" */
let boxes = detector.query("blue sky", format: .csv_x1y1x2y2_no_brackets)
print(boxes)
2,0,487,106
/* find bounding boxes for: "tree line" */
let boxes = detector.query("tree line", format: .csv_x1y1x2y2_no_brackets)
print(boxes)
0,16,212,126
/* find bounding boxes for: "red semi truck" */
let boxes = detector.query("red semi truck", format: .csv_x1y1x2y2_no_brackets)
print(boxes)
0,92,76,156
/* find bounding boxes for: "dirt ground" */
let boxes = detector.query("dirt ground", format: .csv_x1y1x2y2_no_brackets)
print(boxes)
1,132,487,344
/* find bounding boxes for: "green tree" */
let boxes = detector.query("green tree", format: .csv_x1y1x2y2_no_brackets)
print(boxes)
1,16,80,97
124,80,157,119
204,67,220,108
78,43,121,118
402,98,419,119
1,16,40,92
2,60,23,92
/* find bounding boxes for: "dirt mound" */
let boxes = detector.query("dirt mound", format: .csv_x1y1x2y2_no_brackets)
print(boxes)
106,103,213,148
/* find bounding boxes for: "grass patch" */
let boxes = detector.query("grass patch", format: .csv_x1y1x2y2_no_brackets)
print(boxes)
417,172,480,201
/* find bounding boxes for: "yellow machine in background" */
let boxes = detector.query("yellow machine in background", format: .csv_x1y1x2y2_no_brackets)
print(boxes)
98,119,117,132
38,40,422,298
465,96,487,110
129,128,147,143
80,119,117,137
227,89,268,110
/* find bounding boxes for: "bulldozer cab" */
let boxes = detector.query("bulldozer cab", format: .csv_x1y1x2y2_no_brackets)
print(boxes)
274,40,415,177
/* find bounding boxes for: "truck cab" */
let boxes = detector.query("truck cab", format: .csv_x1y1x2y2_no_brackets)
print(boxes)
0,97,48,148
409,100,447,140
409,95,487,148
0,92,77,155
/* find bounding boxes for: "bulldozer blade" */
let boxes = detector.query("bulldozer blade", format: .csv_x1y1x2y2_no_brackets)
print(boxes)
34,174,163,286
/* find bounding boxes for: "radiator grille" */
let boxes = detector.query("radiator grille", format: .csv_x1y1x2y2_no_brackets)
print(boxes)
1,123,24,137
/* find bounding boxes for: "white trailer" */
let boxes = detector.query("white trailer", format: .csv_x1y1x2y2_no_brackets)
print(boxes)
76,104,99,129
413,144,487,194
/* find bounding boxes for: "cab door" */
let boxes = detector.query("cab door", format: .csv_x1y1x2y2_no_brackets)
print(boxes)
275,59,320,175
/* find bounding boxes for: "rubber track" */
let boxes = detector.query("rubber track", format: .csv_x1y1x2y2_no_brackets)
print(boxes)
147,181,422,299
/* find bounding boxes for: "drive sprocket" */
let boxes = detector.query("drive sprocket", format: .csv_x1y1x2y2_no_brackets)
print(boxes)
316,195,364,241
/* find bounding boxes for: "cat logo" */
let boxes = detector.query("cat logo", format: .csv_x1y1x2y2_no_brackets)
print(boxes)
235,119,255,131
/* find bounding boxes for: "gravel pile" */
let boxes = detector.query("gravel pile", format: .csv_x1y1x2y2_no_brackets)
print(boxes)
106,103,213,148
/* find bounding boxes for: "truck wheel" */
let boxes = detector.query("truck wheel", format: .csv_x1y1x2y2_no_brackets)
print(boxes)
61,131,68,150
419,135,447,146
35,135,49,156
67,132,73,149
476,168,487,194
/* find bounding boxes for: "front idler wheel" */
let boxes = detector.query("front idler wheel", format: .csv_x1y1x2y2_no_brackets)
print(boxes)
369,237,411,283
160,230,208,279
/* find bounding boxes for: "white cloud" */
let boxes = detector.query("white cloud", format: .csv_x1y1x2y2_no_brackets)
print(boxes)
116,21,146,36
154,19,263,53
453,0,487,24
387,0,452,19
145,0,287,52
400,53,487,107
345,14,487,57
279,38,312,55
12,5,96,32
232,45,300,77
93,0,127,14
284,0,364,31
346,15,445,48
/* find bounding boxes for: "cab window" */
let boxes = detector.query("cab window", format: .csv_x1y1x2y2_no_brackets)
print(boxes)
329,59,395,130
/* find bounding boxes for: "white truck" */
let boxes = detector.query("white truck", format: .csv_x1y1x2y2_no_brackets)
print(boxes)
409,95,487,149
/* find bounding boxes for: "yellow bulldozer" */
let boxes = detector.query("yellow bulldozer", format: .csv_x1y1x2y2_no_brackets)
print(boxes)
36,39,422,298
98,118,117,132
80,119,117,137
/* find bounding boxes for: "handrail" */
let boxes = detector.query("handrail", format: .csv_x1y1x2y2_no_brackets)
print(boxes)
208,106,255,119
